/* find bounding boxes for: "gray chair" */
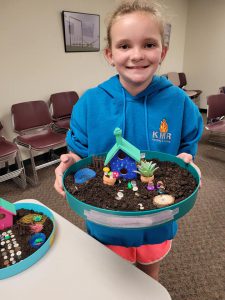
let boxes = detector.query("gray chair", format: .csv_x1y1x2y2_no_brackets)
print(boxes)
49,91,79,133
205,94,225,147
167,72,202,106
0,121,26,188
11,100,66,185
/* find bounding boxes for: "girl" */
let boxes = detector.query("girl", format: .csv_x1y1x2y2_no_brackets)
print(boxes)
54,0,203,281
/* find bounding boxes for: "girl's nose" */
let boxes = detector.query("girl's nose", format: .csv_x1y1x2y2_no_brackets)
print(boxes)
131,47,144,61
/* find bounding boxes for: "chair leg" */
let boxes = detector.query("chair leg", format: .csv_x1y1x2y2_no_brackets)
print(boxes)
12,152,27,189
26,148,39,186
22,147,39,186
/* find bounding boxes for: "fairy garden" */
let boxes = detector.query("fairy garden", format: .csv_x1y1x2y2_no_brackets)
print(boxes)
0,198,54,270
64,128,198,212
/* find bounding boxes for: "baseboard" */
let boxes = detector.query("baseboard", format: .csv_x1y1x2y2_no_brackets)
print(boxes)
199,108,207,113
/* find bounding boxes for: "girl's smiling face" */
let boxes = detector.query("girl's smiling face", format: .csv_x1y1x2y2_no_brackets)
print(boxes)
105,12,167,95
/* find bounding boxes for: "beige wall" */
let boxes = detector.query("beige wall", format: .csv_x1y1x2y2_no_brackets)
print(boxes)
0,0,188,159
184,0,225,108
159,0,188,75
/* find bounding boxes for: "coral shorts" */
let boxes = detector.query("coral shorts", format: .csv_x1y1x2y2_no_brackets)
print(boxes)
106,240,172,265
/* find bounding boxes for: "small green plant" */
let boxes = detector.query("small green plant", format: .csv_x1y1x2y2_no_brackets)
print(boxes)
135,160,159,177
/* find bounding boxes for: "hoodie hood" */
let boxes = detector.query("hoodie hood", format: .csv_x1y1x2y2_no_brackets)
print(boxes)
98,74,173,100
98,75,173,149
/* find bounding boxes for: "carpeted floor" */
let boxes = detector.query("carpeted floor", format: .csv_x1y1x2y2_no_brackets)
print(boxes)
0,117,225,300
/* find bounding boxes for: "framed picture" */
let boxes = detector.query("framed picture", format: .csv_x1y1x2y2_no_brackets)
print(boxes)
164,23,171,47
62,11,100,52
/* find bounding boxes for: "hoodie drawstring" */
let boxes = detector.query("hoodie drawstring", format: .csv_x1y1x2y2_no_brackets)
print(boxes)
122,89,150,150
122,88,126,137
144,95,150,150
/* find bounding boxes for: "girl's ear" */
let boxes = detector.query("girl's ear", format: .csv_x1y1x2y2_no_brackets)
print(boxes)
160,46,168,63
104,48,114,66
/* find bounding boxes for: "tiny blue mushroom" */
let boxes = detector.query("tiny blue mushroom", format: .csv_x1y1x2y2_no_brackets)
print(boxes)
74,168,96,184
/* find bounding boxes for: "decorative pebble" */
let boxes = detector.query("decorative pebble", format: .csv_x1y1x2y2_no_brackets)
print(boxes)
135,192,140,197
132,186,138,192
131,180,137,186
153,194,175,208
16,251,22,256
1,248,5,252
115,196,122,201
1,241,5,246
117,192,124,198
3,256,8,260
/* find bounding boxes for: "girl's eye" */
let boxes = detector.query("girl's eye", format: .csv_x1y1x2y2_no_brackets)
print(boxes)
119,44,129,49
145,43,156,48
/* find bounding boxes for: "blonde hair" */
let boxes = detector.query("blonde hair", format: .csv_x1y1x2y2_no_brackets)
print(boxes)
106,0,165,48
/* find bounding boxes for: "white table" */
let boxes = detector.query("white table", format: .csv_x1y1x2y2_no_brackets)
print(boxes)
1,199,171,300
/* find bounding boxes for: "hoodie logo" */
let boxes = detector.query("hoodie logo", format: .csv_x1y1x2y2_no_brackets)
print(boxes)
152,119,172,143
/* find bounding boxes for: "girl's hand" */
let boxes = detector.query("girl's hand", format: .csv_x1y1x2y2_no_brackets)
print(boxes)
177,152,202,187
176,152,193,163
54,152,81,198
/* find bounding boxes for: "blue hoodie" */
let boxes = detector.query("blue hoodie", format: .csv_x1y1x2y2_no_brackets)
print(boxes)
66,75,203,247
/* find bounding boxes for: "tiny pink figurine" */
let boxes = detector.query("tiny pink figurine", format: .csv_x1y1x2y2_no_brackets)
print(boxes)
0,198,16,230
30,223,44,233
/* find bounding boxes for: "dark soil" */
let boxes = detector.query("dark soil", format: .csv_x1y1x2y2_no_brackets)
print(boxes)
64,160,197,211
0,209,53,269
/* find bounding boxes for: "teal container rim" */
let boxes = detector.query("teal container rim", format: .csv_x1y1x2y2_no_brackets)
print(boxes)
0,202,55,280
63,151,200,216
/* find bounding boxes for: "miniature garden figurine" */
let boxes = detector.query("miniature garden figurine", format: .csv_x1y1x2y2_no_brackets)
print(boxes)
103,168,119,186
156,180,166,194
103,128,141,182
0,198,16,230
135,160,159,184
